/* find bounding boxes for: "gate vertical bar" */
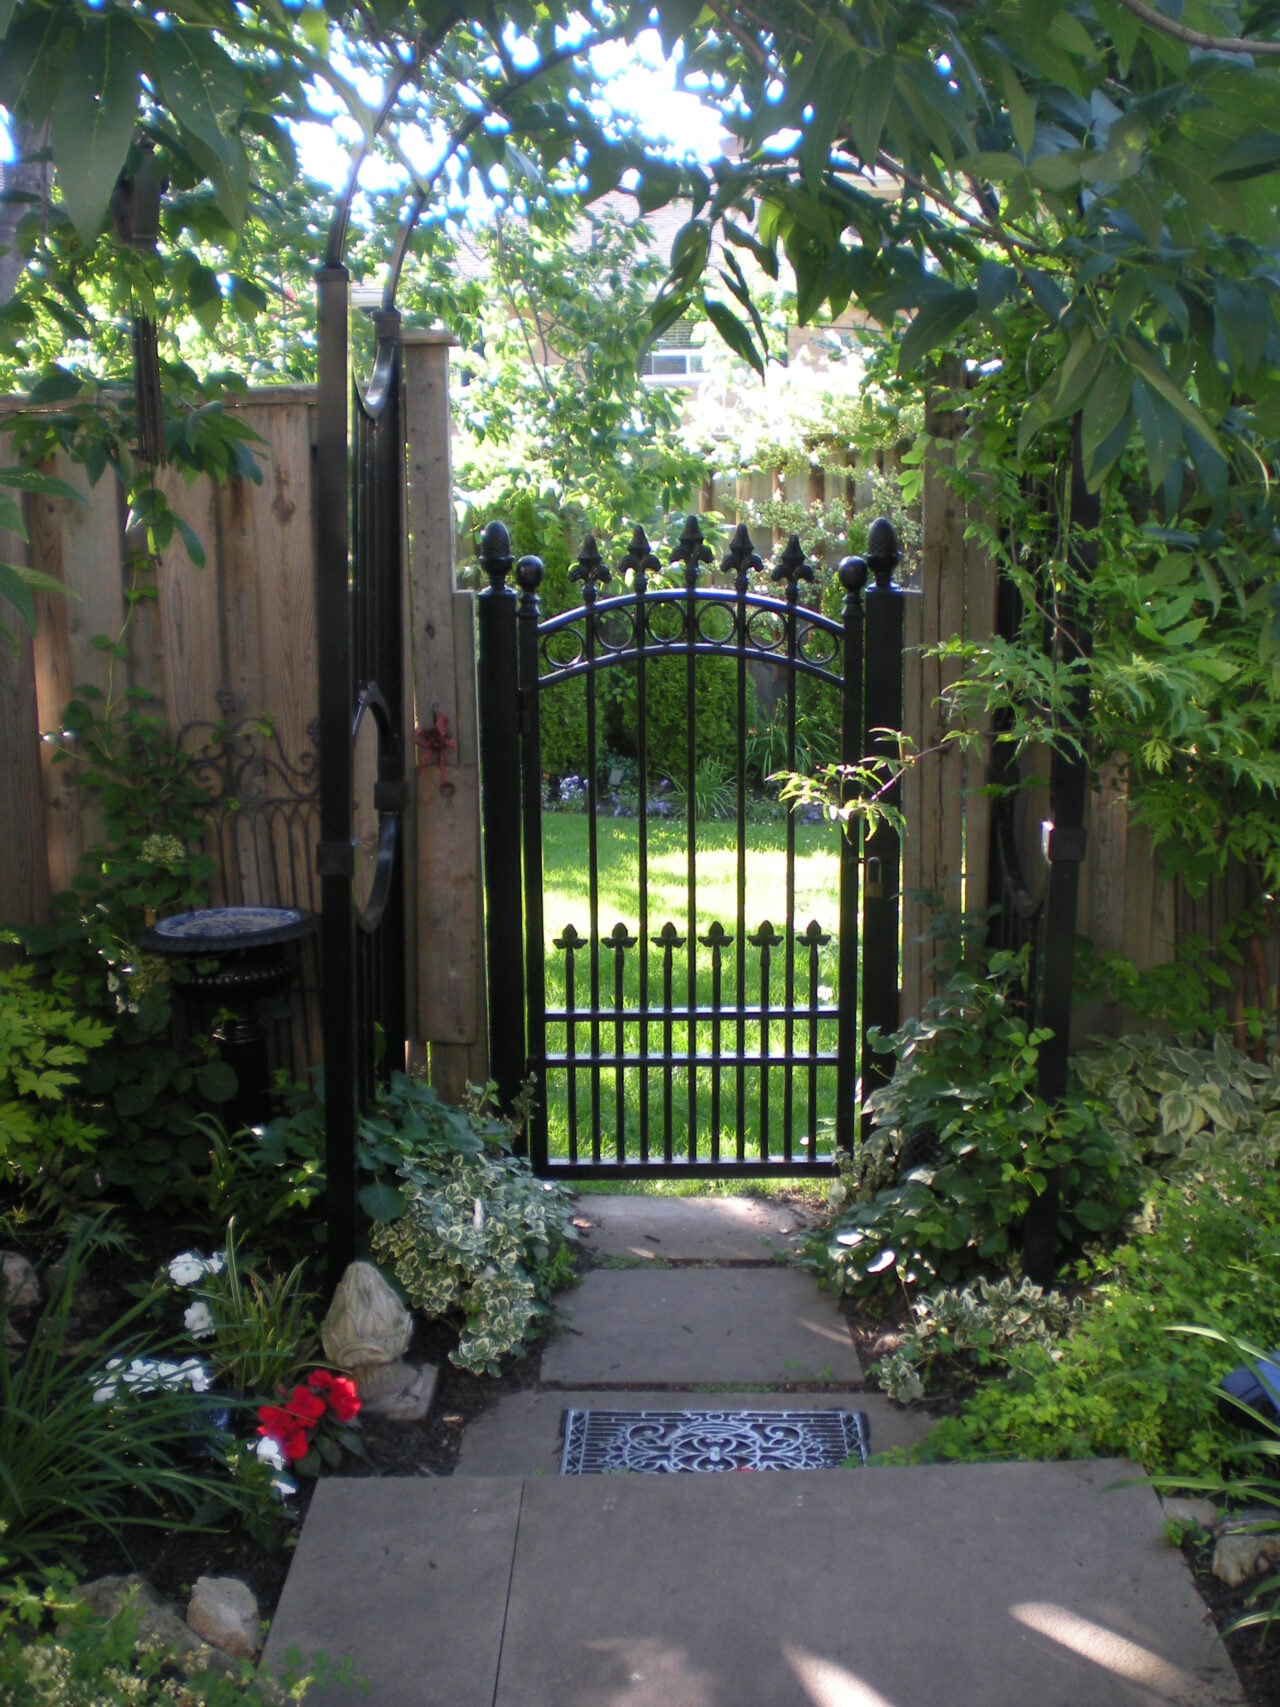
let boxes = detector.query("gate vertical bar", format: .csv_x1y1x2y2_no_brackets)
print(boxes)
774,537,811,1163
860,520,904,1117
623,530,658,1165
573,538,608,1164
518,555,547,1167
836,553,868,1152
673,516,710,1161
723,524,762,1163
316,262,357,1285
477,522,526,1116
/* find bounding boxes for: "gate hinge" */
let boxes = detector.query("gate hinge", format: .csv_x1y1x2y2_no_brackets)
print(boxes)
316,839,355,878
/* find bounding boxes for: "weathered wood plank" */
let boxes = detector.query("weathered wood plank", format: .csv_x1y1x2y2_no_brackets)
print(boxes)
0,513,49,930
900,589,926,1022
404,331,489,1079
30,463,124,894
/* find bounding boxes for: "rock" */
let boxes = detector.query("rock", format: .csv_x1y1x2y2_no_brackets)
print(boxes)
1162,1497,1220,1531
1211,1530,1280,1588
186,1576,261,1659
4,1319,24,1351
1,1252,40,1311
871,1333,906,1360
321,1261,412,1370
72,1575,237,1677
358,1360,439,1422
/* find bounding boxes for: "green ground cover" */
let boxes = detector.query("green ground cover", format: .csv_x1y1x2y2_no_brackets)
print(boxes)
536,812,846,1166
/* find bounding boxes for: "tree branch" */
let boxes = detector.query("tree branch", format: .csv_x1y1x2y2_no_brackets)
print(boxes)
1111,0,1280,56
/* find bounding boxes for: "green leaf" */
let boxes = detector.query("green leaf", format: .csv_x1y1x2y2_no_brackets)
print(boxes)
1131,380,1182,491
1212,132,1280,184
196,1059,238,1104
0,561,68,634
1000,61,1036,159
173,514,207,568
1080,355,1134,469
0,0,15,42
896,288,977,375
151,27,245,164
1121,337,1224,461
358,1180,407,1223
51,14,145,243
851,57,895,168
703,296,764,376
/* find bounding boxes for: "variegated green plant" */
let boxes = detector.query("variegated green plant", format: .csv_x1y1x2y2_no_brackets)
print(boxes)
371,1153,576,1376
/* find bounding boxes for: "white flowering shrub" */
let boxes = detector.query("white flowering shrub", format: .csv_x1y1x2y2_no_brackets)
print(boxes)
371,1153,576,1375
873,1276,1085,1405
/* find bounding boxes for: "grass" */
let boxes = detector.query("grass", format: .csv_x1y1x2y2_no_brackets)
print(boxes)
534,812,847,1169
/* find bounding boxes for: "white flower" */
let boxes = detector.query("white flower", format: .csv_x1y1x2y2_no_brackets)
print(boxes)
184,1301,216,1340
167,1250,225,1287
255,1434,286,1472
168,1252,207,1287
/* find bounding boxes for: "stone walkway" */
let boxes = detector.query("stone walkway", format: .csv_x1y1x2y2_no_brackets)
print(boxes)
264,1196,1244,1706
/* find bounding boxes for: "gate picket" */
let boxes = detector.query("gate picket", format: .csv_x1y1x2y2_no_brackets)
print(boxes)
477,515,907,1177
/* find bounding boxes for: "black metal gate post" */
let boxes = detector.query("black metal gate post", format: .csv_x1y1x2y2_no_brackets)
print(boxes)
836,551,868,1151
1024,417,1097,1283
476,522,528,1122
860,519,906,1110
315,262,359,1286
517,553,548,1165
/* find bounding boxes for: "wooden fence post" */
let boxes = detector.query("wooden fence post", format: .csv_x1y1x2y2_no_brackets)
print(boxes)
401,330,489,1101
0,503,50,943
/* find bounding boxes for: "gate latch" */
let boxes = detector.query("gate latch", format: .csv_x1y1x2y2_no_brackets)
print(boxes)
865,855,883,899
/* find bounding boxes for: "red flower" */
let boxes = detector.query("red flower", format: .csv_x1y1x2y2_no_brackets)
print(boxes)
327,1377,360,1423
256,1406,313,1463
307,1369,334,1391
285,1385,327,1426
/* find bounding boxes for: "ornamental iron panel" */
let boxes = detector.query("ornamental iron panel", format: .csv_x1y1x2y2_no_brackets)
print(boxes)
478,514,908,1179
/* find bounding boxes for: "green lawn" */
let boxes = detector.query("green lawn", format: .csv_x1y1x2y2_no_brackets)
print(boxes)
533,813,847,1168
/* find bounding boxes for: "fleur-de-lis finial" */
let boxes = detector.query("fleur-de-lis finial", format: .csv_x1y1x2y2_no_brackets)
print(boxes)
569,534,612,596
619,524,660,585
478,520,514,591
772,533,815,596
670,514,713,581
722,522,763,586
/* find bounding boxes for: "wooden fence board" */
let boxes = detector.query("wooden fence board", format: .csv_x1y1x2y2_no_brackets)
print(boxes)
0,515,49,932
403,331,489,1091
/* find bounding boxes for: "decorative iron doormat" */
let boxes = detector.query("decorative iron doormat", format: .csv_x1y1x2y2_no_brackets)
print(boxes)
559,1408,870,1476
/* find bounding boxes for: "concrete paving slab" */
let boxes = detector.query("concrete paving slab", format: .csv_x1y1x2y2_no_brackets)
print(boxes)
574,1194,816,1263
457,1388,931,1477
260,1477,519,1707
541,1267,862,1388
496,1462,1242,1707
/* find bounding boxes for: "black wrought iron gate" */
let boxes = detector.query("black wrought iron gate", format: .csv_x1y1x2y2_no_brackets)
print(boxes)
478,513,908,1179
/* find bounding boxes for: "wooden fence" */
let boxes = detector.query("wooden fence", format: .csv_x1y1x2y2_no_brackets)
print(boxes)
0,351,1269,1102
